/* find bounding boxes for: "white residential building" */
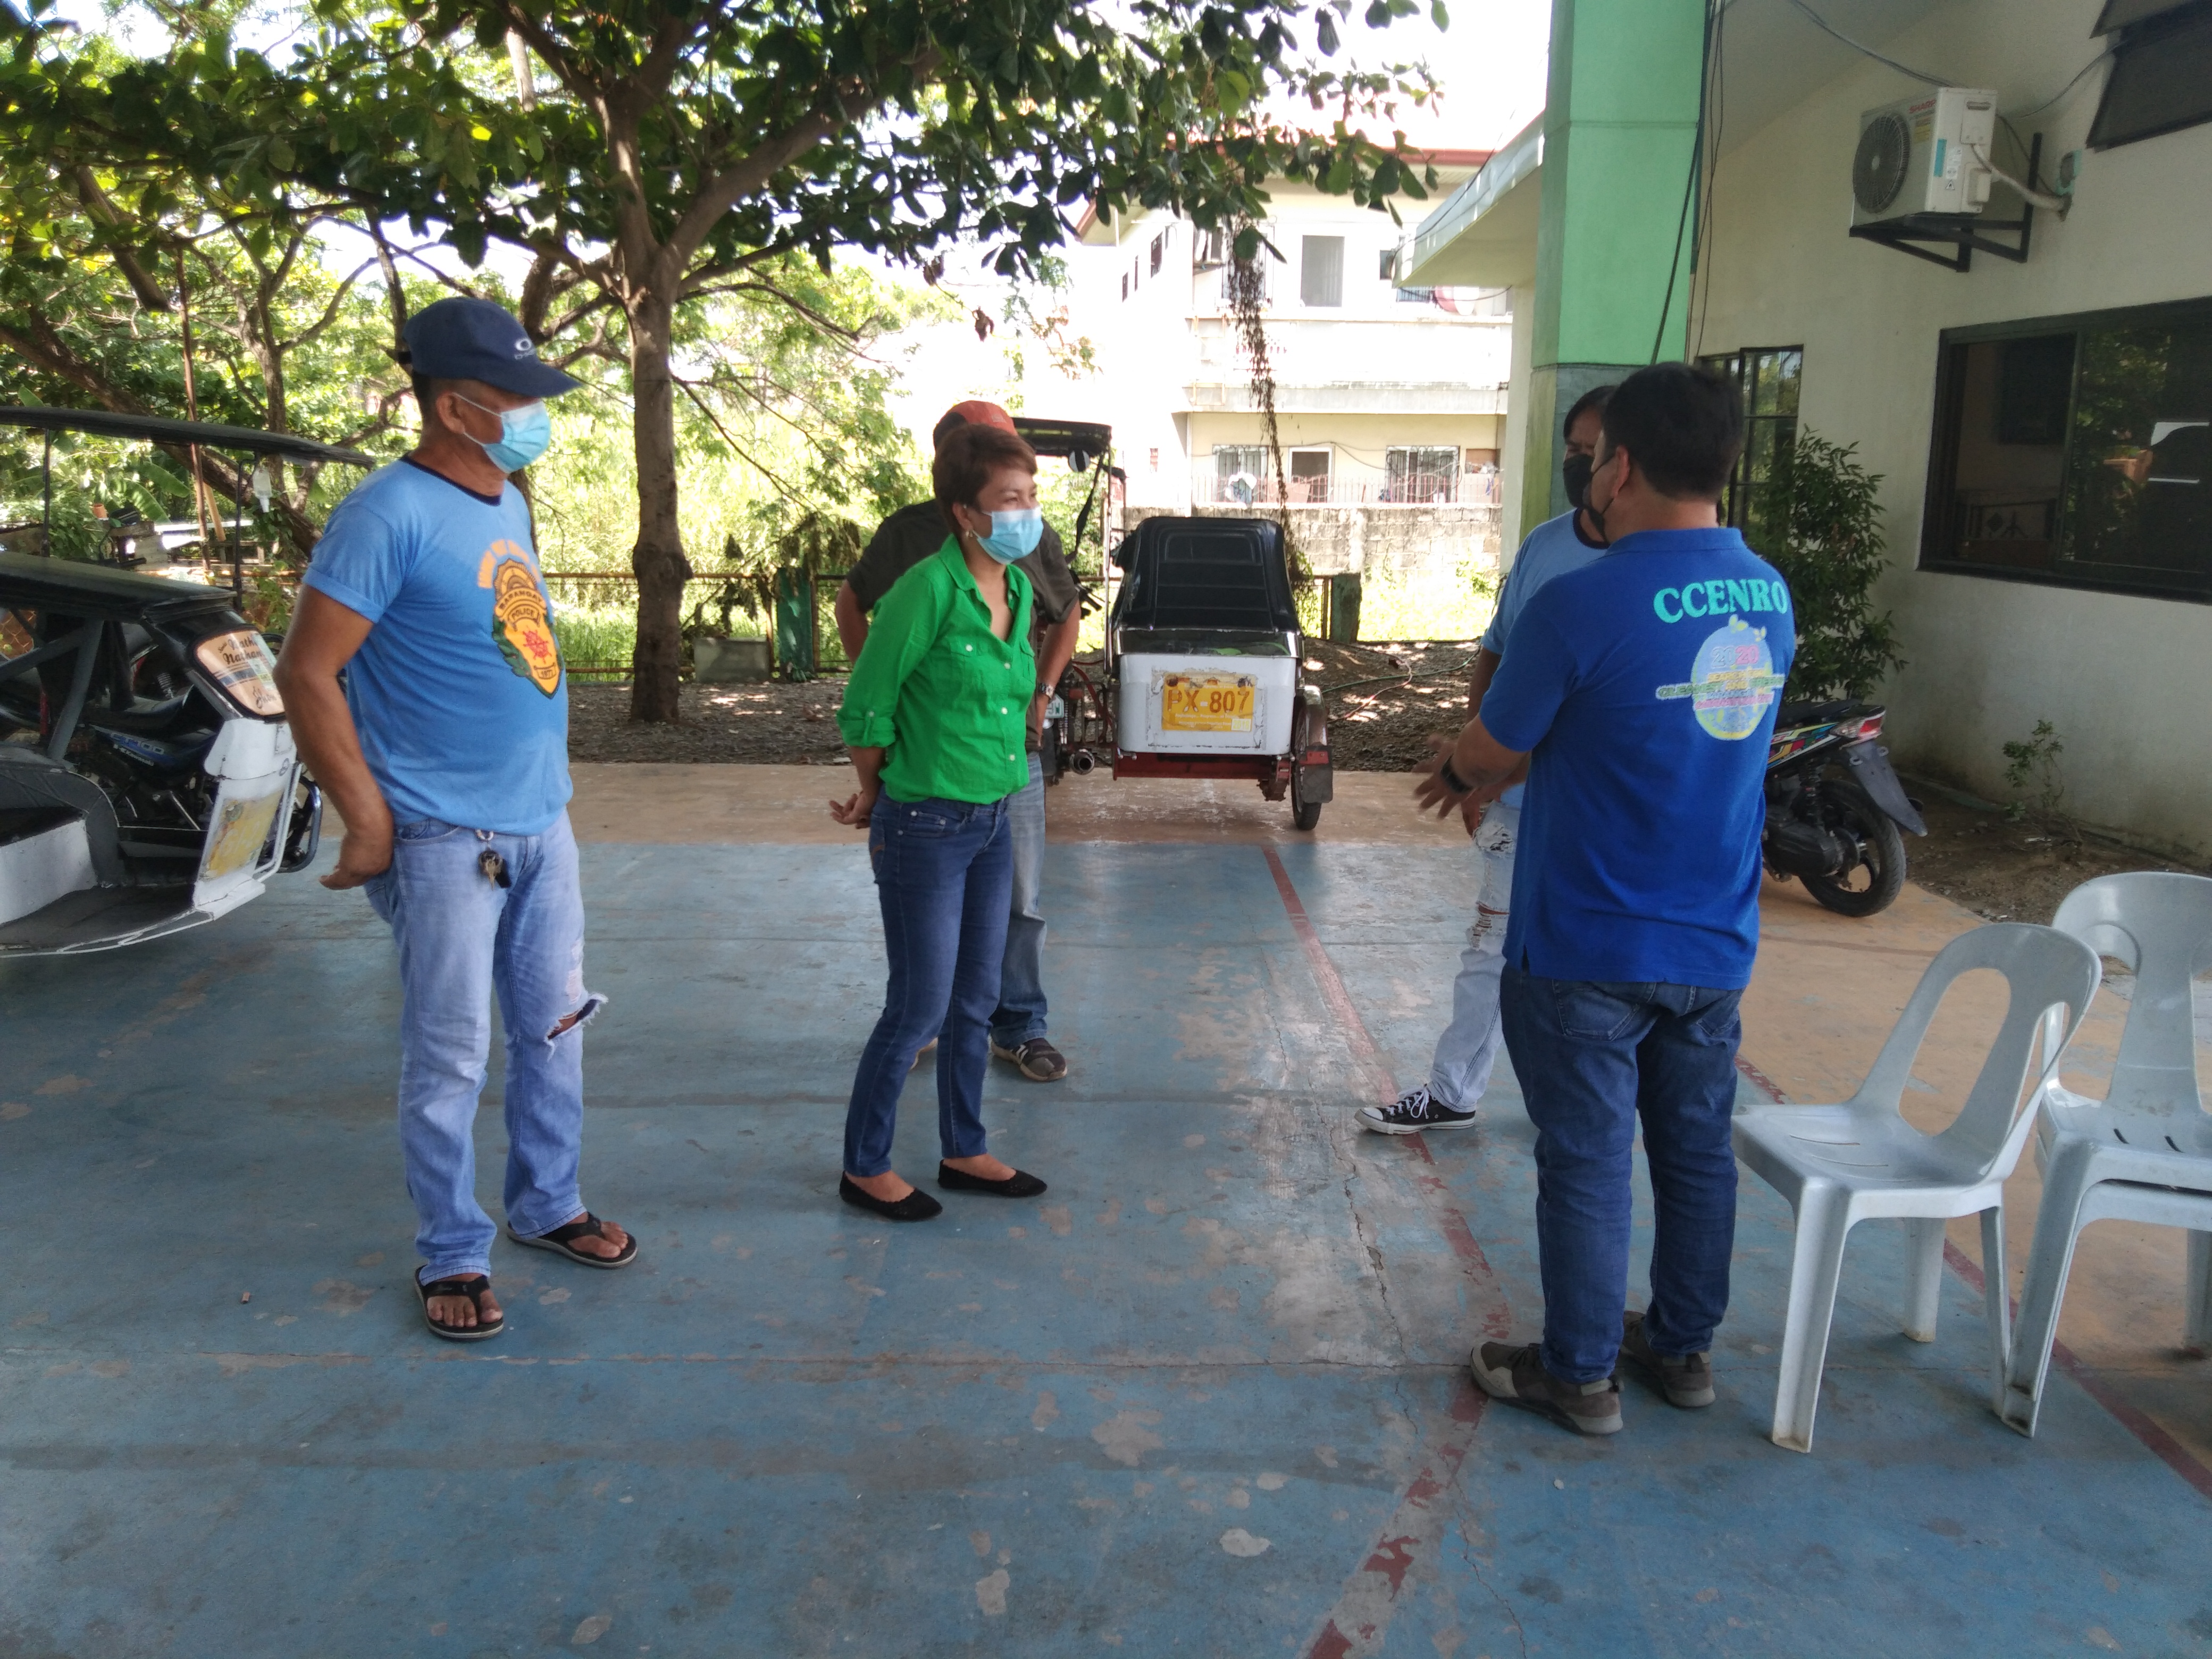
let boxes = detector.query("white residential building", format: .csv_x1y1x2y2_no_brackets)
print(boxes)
1071,158,1512,583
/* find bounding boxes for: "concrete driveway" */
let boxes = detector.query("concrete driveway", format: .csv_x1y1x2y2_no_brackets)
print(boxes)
2,766,2206,1656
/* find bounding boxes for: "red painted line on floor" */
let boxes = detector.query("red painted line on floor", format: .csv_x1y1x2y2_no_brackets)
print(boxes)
1747,1061,2212,1501
1260,846,1512,1657
1261,844,1399,1108
1940,1241,2212,1505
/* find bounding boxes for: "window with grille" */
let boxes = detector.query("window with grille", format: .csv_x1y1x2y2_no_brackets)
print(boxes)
1213,446,1269,504
1921,298,2212,601
1194,227,1227,269
1384,446,1460,503
1150,232,1165,276
1698,348,1803,555
1300,236,1344,308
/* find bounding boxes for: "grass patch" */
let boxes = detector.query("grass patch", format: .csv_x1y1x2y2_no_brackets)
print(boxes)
553,608,638,671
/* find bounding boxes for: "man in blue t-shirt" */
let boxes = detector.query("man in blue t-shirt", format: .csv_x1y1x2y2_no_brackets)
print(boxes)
1414,363,1793,1436
275,298,636,1344
1359,383,1613,1137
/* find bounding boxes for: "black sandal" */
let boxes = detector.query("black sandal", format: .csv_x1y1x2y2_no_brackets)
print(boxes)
417,1274,505,1342
506,1212,639,1270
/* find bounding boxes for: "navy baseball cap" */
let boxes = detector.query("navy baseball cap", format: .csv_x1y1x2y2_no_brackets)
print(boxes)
401,297,583,397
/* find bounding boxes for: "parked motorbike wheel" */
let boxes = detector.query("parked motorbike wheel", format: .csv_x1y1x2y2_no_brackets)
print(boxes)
1800,778,1907,917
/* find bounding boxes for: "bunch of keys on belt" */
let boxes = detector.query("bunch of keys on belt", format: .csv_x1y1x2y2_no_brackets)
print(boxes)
477,847,512,889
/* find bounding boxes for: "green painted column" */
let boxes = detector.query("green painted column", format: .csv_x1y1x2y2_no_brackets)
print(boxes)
1520,0,1705,536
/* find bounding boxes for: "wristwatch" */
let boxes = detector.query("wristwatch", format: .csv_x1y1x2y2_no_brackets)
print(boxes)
1437,756,1474,794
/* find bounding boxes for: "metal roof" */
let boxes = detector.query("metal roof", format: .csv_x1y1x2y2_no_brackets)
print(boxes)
0,549,240,619
0,406,378,468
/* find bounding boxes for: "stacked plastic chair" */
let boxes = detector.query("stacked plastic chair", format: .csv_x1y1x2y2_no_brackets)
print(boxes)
2001,872,2212,1437
1735,923,2101,1452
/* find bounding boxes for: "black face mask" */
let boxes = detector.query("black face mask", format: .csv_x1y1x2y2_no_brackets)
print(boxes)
1562,453,1595,510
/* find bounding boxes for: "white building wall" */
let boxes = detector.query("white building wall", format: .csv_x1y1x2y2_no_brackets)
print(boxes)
1075,177,1511,515
1696,0,2212,857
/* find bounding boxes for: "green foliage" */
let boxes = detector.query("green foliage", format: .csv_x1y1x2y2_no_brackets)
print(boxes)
1756,429,1906,701
2002,719,2067,826
2,0,1445,714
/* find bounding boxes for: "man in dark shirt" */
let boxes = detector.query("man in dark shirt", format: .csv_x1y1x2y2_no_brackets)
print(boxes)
833,400,1085,1080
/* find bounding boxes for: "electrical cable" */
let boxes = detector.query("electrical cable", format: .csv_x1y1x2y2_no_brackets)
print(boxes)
1691,0,1727,362
2017,49,2113,116
1787,0,2110,121
1785,0,1948,85
1652,0,1717,364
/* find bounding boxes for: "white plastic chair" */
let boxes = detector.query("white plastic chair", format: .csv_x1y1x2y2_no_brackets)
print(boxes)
2000,872,2212,1437
1734,923,2100,1452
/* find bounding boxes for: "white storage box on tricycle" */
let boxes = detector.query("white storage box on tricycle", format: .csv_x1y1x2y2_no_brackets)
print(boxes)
1046,515,1331,830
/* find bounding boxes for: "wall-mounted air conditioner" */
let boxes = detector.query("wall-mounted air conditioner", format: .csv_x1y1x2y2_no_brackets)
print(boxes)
1851,88,1997,224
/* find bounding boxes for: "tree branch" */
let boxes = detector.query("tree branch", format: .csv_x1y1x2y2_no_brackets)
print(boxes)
72,167,172,312
662,50,940,276
673,375,809,507
278,255,380,354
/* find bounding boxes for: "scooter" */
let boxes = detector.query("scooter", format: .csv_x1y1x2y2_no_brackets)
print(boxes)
1763,699,1925,918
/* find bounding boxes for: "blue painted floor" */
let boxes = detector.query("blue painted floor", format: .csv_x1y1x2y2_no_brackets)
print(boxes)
2,835,2208,1656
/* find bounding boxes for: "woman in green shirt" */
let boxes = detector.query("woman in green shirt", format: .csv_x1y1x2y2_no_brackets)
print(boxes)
828,423,1054,1221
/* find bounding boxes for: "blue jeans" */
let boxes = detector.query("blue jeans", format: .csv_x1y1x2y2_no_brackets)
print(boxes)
845,793,1013,1177
364,812,601,1285
991,754,1049,1047
1499,967,1744,1384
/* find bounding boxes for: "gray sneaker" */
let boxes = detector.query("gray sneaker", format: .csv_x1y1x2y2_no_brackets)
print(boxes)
1617,1310,1715,1409
1469,1342,1623,1436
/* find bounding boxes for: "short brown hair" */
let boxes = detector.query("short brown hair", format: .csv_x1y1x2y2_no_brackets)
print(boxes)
934,423,1037,536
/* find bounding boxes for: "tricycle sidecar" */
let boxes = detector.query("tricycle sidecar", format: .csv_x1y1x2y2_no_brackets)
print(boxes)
0,551,319,954
1050,515,1332,830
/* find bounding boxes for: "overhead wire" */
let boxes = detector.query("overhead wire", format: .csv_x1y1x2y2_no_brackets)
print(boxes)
1785,0,1948,85
1652,0,1719,364
1690,0,1727,362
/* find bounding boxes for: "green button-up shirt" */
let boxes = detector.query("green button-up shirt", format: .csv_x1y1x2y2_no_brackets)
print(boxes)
836,537,1035,804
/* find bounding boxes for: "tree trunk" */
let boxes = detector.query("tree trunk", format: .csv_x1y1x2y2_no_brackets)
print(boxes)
626,290,688,722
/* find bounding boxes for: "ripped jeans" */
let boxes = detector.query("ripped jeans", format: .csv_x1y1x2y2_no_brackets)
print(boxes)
1427,801,1518,1111
365,811,600,1284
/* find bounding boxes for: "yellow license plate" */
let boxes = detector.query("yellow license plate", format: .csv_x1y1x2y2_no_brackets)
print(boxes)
1161,674,1256,733
202,788,283,881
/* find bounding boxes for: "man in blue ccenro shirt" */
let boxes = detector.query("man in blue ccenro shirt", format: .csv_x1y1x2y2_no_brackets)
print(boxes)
1414,363,1793,1436
275,297,636,1344
1358,382,1613,1137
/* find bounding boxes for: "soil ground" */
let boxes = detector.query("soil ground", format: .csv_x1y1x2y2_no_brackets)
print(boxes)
568,642,2207,924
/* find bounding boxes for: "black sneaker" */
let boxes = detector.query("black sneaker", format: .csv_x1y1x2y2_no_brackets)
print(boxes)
1356,1084,1478,1136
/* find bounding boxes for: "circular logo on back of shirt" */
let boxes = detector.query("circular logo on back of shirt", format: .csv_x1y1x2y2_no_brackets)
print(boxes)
1655,615,1782,739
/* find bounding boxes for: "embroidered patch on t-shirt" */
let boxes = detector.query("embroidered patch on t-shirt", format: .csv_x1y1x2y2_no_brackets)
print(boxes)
487,547,563,696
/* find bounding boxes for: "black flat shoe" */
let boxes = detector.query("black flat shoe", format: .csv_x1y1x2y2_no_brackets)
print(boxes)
937,1163,1049,1199
839,1175,944,1221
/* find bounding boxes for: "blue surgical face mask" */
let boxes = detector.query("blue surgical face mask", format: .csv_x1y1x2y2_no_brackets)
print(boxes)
457,396,552,473
973,506,1043,564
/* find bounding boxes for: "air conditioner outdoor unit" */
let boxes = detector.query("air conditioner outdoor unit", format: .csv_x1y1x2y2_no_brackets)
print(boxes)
1851,87,1997,224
